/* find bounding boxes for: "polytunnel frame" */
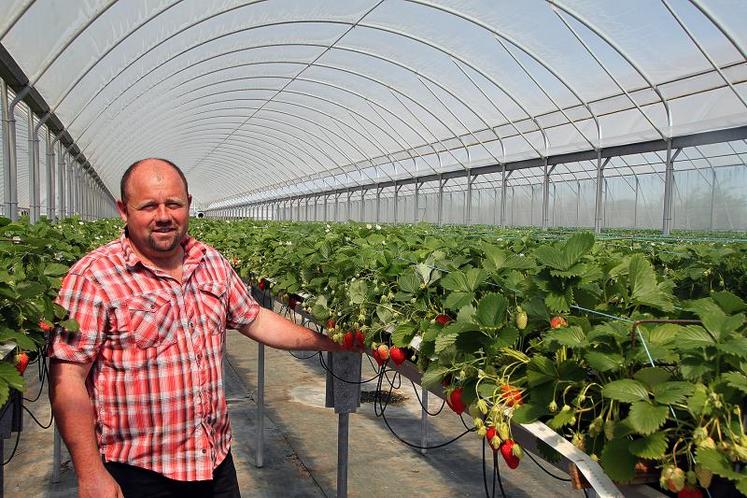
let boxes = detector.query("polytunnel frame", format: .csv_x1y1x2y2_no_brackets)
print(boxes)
0,0,745,229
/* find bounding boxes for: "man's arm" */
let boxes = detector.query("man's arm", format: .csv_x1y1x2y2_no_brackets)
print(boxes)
237,307,345,351
49,359,123,498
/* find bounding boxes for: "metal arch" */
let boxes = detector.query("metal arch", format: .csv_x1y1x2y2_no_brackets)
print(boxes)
547,1,673,134
406,0,600,148
80,39,509,181
69,20,544,169
88,59,483,190
660,0,747,111
492,35,598,150
688,0,747,61
550,9,667,141
0,0,36,41
111,38,502,173
97,93,388,185
183,2,388,176
23,0,118,85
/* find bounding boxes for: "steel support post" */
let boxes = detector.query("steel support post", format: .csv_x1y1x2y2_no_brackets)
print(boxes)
58,147,65,219
542,160,551,229
420,387,429,455
633,177,639,228
359,189,365,221
710,169,716,230
337,412,349,498
414,181,421,223
346,191,353,221
594,153,611,234
1,81,14,220
313,198,318,221
256,342,265,468
393,182,398,223
662,141,678,235
437,176,447,226
500,167,508,227
465,170,474,225
46,130,55,220
375,186,381,223
29,112,39,222
52,424,62,483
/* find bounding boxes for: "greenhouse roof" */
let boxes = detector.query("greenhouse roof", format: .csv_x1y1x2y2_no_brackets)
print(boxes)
1,0,746,209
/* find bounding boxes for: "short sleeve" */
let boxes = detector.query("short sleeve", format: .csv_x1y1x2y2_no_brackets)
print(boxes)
48,272,108,364
225,266,260,329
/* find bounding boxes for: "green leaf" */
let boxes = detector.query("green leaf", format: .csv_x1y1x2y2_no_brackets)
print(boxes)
457,304,476,323
602,379,650,403
688,383,708,416
710,291,746,314
398,271,420,294
421,365,449,390
348,279,368,305
59,319,80,333
414,263,433,286
562,232,595,268
547,407,575,429
544,292,569,313
0,328,36,350
544,326,586,347
652,382,694,405
526,356,556,387
696,447,743,480
628,432,669,459
533,245,566,271
440,268,486,293
600,438,637,483
585,351,623,372
477,382,498,398
675,326,716,350
510,403,546,424
647,324,680,346
474,292,507,328
444,291,473,311
718,337,747,358
628,401,668,435
628,254,674,311
481,245,507,271
0,361,24,392
17,282,45,299
721,372,747,395
391,324,416,348
633,367,672,388
435,333,459,354
43,263,69,277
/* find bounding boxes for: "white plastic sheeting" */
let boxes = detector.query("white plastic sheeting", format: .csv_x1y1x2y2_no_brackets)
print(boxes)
1,0,746,224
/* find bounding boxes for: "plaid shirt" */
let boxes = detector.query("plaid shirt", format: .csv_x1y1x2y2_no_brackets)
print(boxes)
48,232,260,481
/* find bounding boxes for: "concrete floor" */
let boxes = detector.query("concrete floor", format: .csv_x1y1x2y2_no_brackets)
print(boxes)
4,324,589,498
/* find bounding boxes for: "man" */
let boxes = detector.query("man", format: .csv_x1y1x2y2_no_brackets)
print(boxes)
48,158,345,498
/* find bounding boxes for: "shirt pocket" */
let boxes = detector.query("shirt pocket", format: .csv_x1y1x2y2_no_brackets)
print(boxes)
124,291,176,349
198,282,227,334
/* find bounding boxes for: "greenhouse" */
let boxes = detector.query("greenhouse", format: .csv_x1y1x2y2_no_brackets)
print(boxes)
0,1,746,498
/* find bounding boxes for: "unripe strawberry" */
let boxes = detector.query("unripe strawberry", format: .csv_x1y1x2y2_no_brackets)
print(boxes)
497,422,510,441
667,467,686,493
477,399,489,415
515,308,528,330
377,344,390,360
694,465,712,488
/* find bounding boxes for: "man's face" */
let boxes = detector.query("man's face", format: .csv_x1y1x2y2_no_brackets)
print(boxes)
116,160,191,260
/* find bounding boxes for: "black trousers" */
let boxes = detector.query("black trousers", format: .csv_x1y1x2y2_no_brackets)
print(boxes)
104,451,242,498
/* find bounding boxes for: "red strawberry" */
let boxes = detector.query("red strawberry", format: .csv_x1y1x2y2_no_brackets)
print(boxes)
326,319,336,330
343,332,354,350
550,316,568,329
678,487,703,498
372,348,384,366
354,330,365,350
389,346,406,366
38,320,53,333
15,352,29,375
500,385,523,407
435,314,451,326
499,439,521,469
258,278,267,291
446,387,466,415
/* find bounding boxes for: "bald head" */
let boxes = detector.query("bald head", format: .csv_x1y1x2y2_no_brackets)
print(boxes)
120,158,189,203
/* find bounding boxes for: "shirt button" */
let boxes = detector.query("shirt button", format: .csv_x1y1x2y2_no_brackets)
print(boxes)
201,449,207,454
196,354,202,361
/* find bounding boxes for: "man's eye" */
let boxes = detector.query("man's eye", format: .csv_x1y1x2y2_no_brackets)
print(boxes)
167,203,182,209
141,205,157,211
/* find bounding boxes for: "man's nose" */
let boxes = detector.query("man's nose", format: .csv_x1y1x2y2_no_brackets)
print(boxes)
155,204,170,221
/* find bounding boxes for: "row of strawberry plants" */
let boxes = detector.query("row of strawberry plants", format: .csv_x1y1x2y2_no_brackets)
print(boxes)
0,217,122,407
193,219,747,496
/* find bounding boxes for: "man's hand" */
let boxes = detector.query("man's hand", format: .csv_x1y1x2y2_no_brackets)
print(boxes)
78,469,124,498
239,308,362,353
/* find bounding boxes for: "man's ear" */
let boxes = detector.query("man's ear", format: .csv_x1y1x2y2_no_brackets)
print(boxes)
116,200,128,223
187,194,192,209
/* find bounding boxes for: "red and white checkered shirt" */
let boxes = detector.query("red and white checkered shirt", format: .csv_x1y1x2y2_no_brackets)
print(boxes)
48,232,260,481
